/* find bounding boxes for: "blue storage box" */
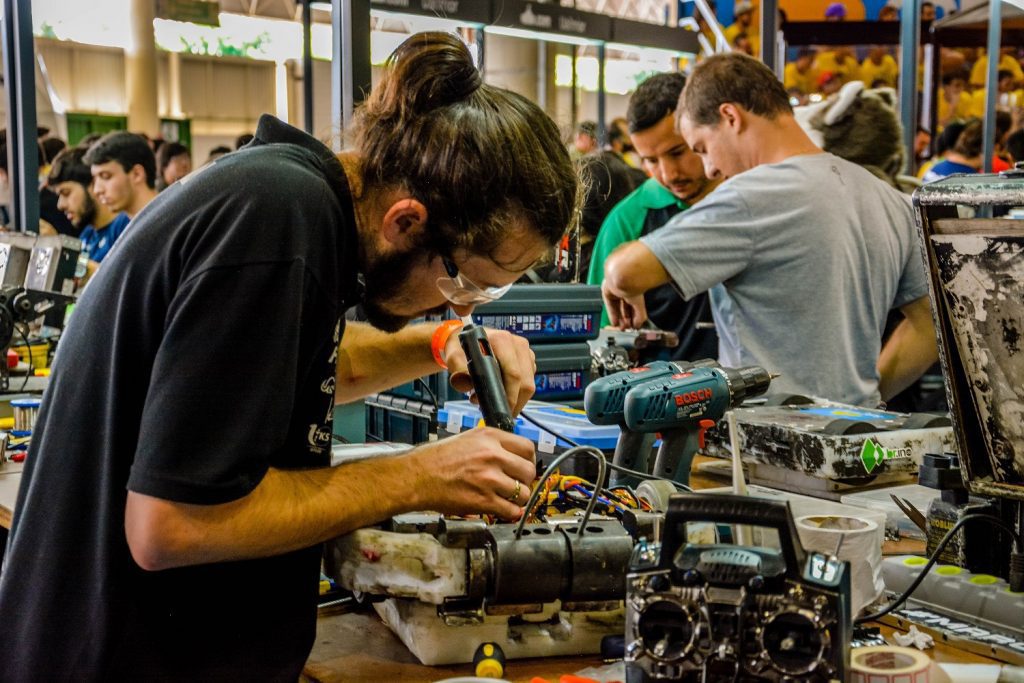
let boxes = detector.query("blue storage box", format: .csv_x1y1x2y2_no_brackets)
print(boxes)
437,400,620,481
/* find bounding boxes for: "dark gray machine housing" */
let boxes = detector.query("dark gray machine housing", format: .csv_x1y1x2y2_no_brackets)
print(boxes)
624,494,850,682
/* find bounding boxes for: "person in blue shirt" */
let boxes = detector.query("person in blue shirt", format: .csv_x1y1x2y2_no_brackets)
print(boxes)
47,145,131,280
922,119,981,183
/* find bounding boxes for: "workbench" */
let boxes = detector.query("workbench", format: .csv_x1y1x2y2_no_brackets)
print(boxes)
302,615,1001,683
300,458,997,682
0,460,23,530
0,448,1006,680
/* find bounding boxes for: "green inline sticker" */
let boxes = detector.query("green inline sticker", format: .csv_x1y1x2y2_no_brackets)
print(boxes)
860,438,913,473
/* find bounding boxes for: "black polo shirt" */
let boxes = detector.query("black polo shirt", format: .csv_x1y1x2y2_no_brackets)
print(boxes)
0,115,361,681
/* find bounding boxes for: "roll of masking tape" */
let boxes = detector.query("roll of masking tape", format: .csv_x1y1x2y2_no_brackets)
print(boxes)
795,514,883,615
852,645,932,683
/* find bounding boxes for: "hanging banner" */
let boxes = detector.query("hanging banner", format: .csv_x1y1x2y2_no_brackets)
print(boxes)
491,0,612,42
370,0,492,24
157,0,220,27
612,18,701,53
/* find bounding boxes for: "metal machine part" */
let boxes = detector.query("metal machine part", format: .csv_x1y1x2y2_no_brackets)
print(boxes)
624,494,850,682
0,285,75,390
325,515,642,617
588,329,681,376
590,337,631,376
912,167,1024,618
0,234,35,286
913,172,1024,502
23,234,80,296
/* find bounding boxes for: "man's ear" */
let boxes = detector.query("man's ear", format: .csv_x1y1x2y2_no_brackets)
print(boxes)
719,103,745,132
129,164,148,188
380,197,429,251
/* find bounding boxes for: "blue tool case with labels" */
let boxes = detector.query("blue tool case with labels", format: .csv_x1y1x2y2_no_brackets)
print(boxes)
532,343,593,401
471,284,601,343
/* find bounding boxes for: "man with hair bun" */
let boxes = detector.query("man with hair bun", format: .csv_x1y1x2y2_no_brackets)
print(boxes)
0,32,579,680
601,53,937,408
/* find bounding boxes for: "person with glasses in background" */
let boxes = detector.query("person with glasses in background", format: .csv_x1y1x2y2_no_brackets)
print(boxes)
0,33,579,681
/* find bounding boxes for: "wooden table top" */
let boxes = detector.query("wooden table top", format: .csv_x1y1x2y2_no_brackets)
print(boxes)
301,458,1000,682
1,436,1001,680
0,460,24,530
303,612,1002,683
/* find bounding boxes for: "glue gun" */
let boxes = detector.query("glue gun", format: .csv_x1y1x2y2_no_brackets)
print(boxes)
457,319,516,432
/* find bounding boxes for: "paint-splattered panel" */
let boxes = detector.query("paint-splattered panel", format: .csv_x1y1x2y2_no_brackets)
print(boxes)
931,233,1024,486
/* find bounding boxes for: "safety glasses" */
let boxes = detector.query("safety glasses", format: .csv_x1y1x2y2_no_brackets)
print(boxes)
436,256,513,306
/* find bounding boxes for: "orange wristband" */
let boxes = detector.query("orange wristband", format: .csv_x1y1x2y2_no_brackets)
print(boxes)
430,320,464,369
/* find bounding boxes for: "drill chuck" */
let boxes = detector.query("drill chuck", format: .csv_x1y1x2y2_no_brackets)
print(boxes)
722,366,773,406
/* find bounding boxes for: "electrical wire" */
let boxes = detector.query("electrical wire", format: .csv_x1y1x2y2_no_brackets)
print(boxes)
608,462,693,493
415,377,439,410
856,513,1023,624
519,409,692,492
15,323,33,393
515,444,606,539
576,447,607,535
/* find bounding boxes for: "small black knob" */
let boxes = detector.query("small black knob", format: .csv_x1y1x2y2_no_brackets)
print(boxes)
682,569,702,586
649,575,672,592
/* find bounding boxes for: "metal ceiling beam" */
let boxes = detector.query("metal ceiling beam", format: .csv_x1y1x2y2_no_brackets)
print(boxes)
898,0,921,176
982,0,1000,173
331,0,370,149
2,0,40,233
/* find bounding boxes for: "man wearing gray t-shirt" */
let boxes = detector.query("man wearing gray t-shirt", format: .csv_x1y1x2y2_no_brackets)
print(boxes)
602,54,937,407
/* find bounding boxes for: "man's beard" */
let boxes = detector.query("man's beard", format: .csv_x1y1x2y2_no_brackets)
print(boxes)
669,179,706,204
360,245,447,333
79,192,98,228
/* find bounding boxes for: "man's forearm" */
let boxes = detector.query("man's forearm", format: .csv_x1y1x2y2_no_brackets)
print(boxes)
877,299,939,401
603,241,672,298
125,454,423,571
125,427,539,571
335,321,439,404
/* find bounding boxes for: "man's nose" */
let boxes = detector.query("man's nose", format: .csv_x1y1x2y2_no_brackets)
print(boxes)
450,303,475,318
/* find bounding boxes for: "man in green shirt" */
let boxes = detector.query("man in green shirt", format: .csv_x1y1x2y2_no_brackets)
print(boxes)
587,72,719,361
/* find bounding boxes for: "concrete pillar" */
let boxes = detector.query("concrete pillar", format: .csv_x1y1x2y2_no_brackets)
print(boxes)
543,42,562,122
482,34,538,100
168,50,183,118
126,0,160,136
